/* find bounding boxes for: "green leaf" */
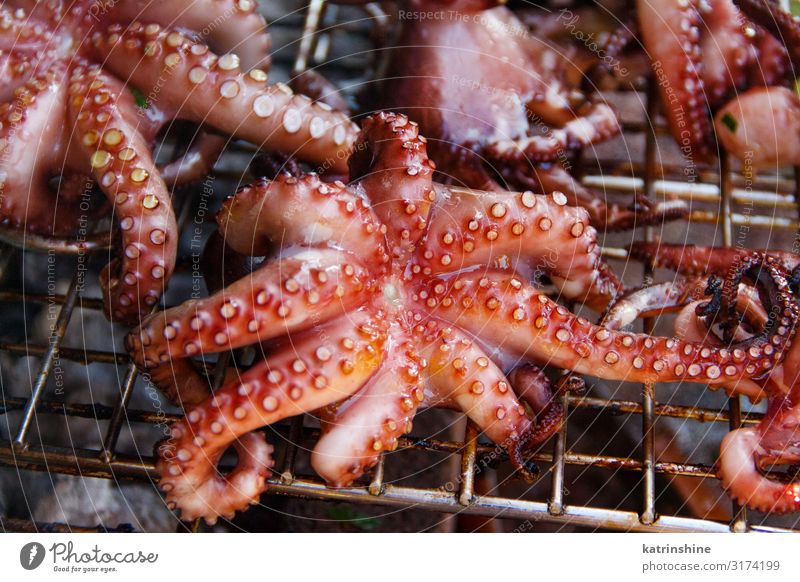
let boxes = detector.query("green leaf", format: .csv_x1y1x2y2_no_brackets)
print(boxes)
131,86,149,109
791,0,800,17
325,506,381,531
720,112,738,134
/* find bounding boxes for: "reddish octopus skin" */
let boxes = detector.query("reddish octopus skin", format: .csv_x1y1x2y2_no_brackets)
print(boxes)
0,1,358,323
628,242,800,278
133,112,622,522
636,0,797,166
711,0,800,168
366,0,688,231
603,256,800,513
636,0,711,161
129,112,800,523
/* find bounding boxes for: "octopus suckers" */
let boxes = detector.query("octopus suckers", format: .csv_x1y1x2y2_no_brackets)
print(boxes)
309,117,325,138
90,150,111,168
220,80,241,99
262,396,279,412
520,191,536,208
130,168,149,183
218,53,240,71
604,351,620,364
245,68,268,83
283,108,303,133
555,328,571,342
188,66,208,84
142,194,159,210
220,302,237,319
333,125,347,145
490,203,507,218
253,94,275,117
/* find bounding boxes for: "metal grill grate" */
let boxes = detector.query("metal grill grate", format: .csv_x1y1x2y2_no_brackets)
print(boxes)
1,0,799,533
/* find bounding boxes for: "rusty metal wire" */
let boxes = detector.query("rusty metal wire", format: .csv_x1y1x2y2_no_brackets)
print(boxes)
1,1,799,533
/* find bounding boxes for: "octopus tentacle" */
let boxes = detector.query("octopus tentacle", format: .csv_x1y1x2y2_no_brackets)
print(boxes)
603,278,709,330
313,336,423,487
417,267,797,390
102,0,271,69
750,29,791,87
509,365,572,451
0,67,86,235
419,188,621,310
484,102,620,165
0,6,51,51
156,311,387,523
421,323,535,479
93,25,358,174
719,424,800,513
159,132,227,187
348,111,435,255
289,69,351,116
637,0,711,160
217,173,389,262
504,165,689,232
603,282,768,400
128,247,373,369
146,358,215,408
67,67,176,323
628,241,800,279
733,0,800,70
0,50,41,100
700,0,753,108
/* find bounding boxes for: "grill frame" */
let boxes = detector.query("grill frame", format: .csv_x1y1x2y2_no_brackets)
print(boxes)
1,0,799,534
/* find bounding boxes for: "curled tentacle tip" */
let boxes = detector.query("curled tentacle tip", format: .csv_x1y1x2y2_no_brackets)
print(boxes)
555,373,585,395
